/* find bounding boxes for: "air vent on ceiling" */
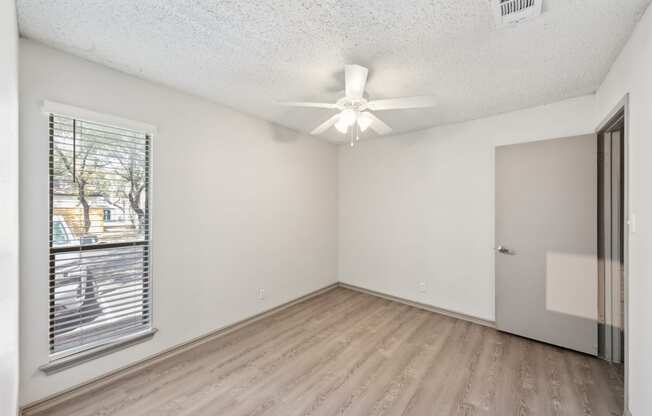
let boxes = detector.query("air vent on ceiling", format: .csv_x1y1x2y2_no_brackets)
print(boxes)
493,0,543,27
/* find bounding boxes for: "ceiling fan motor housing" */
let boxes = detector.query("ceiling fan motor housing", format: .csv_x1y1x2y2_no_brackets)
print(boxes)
335,96,369,112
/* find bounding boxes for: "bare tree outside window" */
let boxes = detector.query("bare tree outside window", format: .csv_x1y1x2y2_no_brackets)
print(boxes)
53,140,104,234
113,149,147,233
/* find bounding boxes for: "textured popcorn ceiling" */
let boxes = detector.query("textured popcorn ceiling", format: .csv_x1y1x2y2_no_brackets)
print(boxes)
17,0,652,142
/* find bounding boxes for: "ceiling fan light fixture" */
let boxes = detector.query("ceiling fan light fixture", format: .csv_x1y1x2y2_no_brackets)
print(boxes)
340,109,357,127
335,118,349,134
357,112,373,132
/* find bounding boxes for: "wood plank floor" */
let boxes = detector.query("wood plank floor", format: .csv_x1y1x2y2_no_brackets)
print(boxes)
36,288,624,416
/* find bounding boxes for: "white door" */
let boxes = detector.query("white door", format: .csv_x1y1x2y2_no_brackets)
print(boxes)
495,135,598,355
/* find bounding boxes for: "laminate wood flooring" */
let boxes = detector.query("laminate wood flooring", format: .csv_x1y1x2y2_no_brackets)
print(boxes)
35,288,624,416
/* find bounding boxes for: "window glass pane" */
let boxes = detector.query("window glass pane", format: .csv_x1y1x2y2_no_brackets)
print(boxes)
51,118,149,245
49,114,152,358
51,246,149,354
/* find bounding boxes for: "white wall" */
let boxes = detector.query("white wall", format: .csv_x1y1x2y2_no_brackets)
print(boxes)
0,1,20,415
19,39,338,405
338,95,596,322
339,4,652,411
594,4,652,415
17,4,652,412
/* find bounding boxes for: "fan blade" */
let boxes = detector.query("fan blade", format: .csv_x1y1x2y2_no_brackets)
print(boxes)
345,65,369,99
278,101,338,109
367,96,436,111
366,113,392,135
310,114,340,135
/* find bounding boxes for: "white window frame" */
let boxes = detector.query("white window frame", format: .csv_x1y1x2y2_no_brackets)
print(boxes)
40,101,157,374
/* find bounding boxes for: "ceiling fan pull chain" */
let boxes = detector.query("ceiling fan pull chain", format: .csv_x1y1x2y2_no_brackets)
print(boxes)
349,124,355,147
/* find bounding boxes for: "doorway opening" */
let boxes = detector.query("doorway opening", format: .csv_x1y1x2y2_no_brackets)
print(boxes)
597,106,627,364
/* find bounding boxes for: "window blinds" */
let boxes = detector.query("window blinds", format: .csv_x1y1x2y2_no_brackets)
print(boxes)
49,114,152,359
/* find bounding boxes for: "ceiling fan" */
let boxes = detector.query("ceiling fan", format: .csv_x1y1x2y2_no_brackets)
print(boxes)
279,64,436,145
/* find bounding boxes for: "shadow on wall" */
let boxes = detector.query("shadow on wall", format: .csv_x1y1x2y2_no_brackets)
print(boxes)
270,123,304,143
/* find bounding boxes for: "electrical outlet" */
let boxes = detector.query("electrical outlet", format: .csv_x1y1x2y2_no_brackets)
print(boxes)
418,282,426,293
258,288,265,300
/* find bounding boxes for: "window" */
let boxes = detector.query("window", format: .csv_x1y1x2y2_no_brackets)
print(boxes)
48,113,152,361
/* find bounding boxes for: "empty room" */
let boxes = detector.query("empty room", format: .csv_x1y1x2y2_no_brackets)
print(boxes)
2,0,652,415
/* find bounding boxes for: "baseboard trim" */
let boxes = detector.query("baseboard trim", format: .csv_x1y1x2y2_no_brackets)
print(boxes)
338,282,496,329
20,282,339,416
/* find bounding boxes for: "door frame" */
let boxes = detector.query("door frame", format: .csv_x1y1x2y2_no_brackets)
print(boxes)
595,93,629,412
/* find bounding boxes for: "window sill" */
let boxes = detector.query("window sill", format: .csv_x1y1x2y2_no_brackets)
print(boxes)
39,328,158,375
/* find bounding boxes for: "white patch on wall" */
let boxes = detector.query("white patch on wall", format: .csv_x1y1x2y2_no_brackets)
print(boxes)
493,0,543,27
